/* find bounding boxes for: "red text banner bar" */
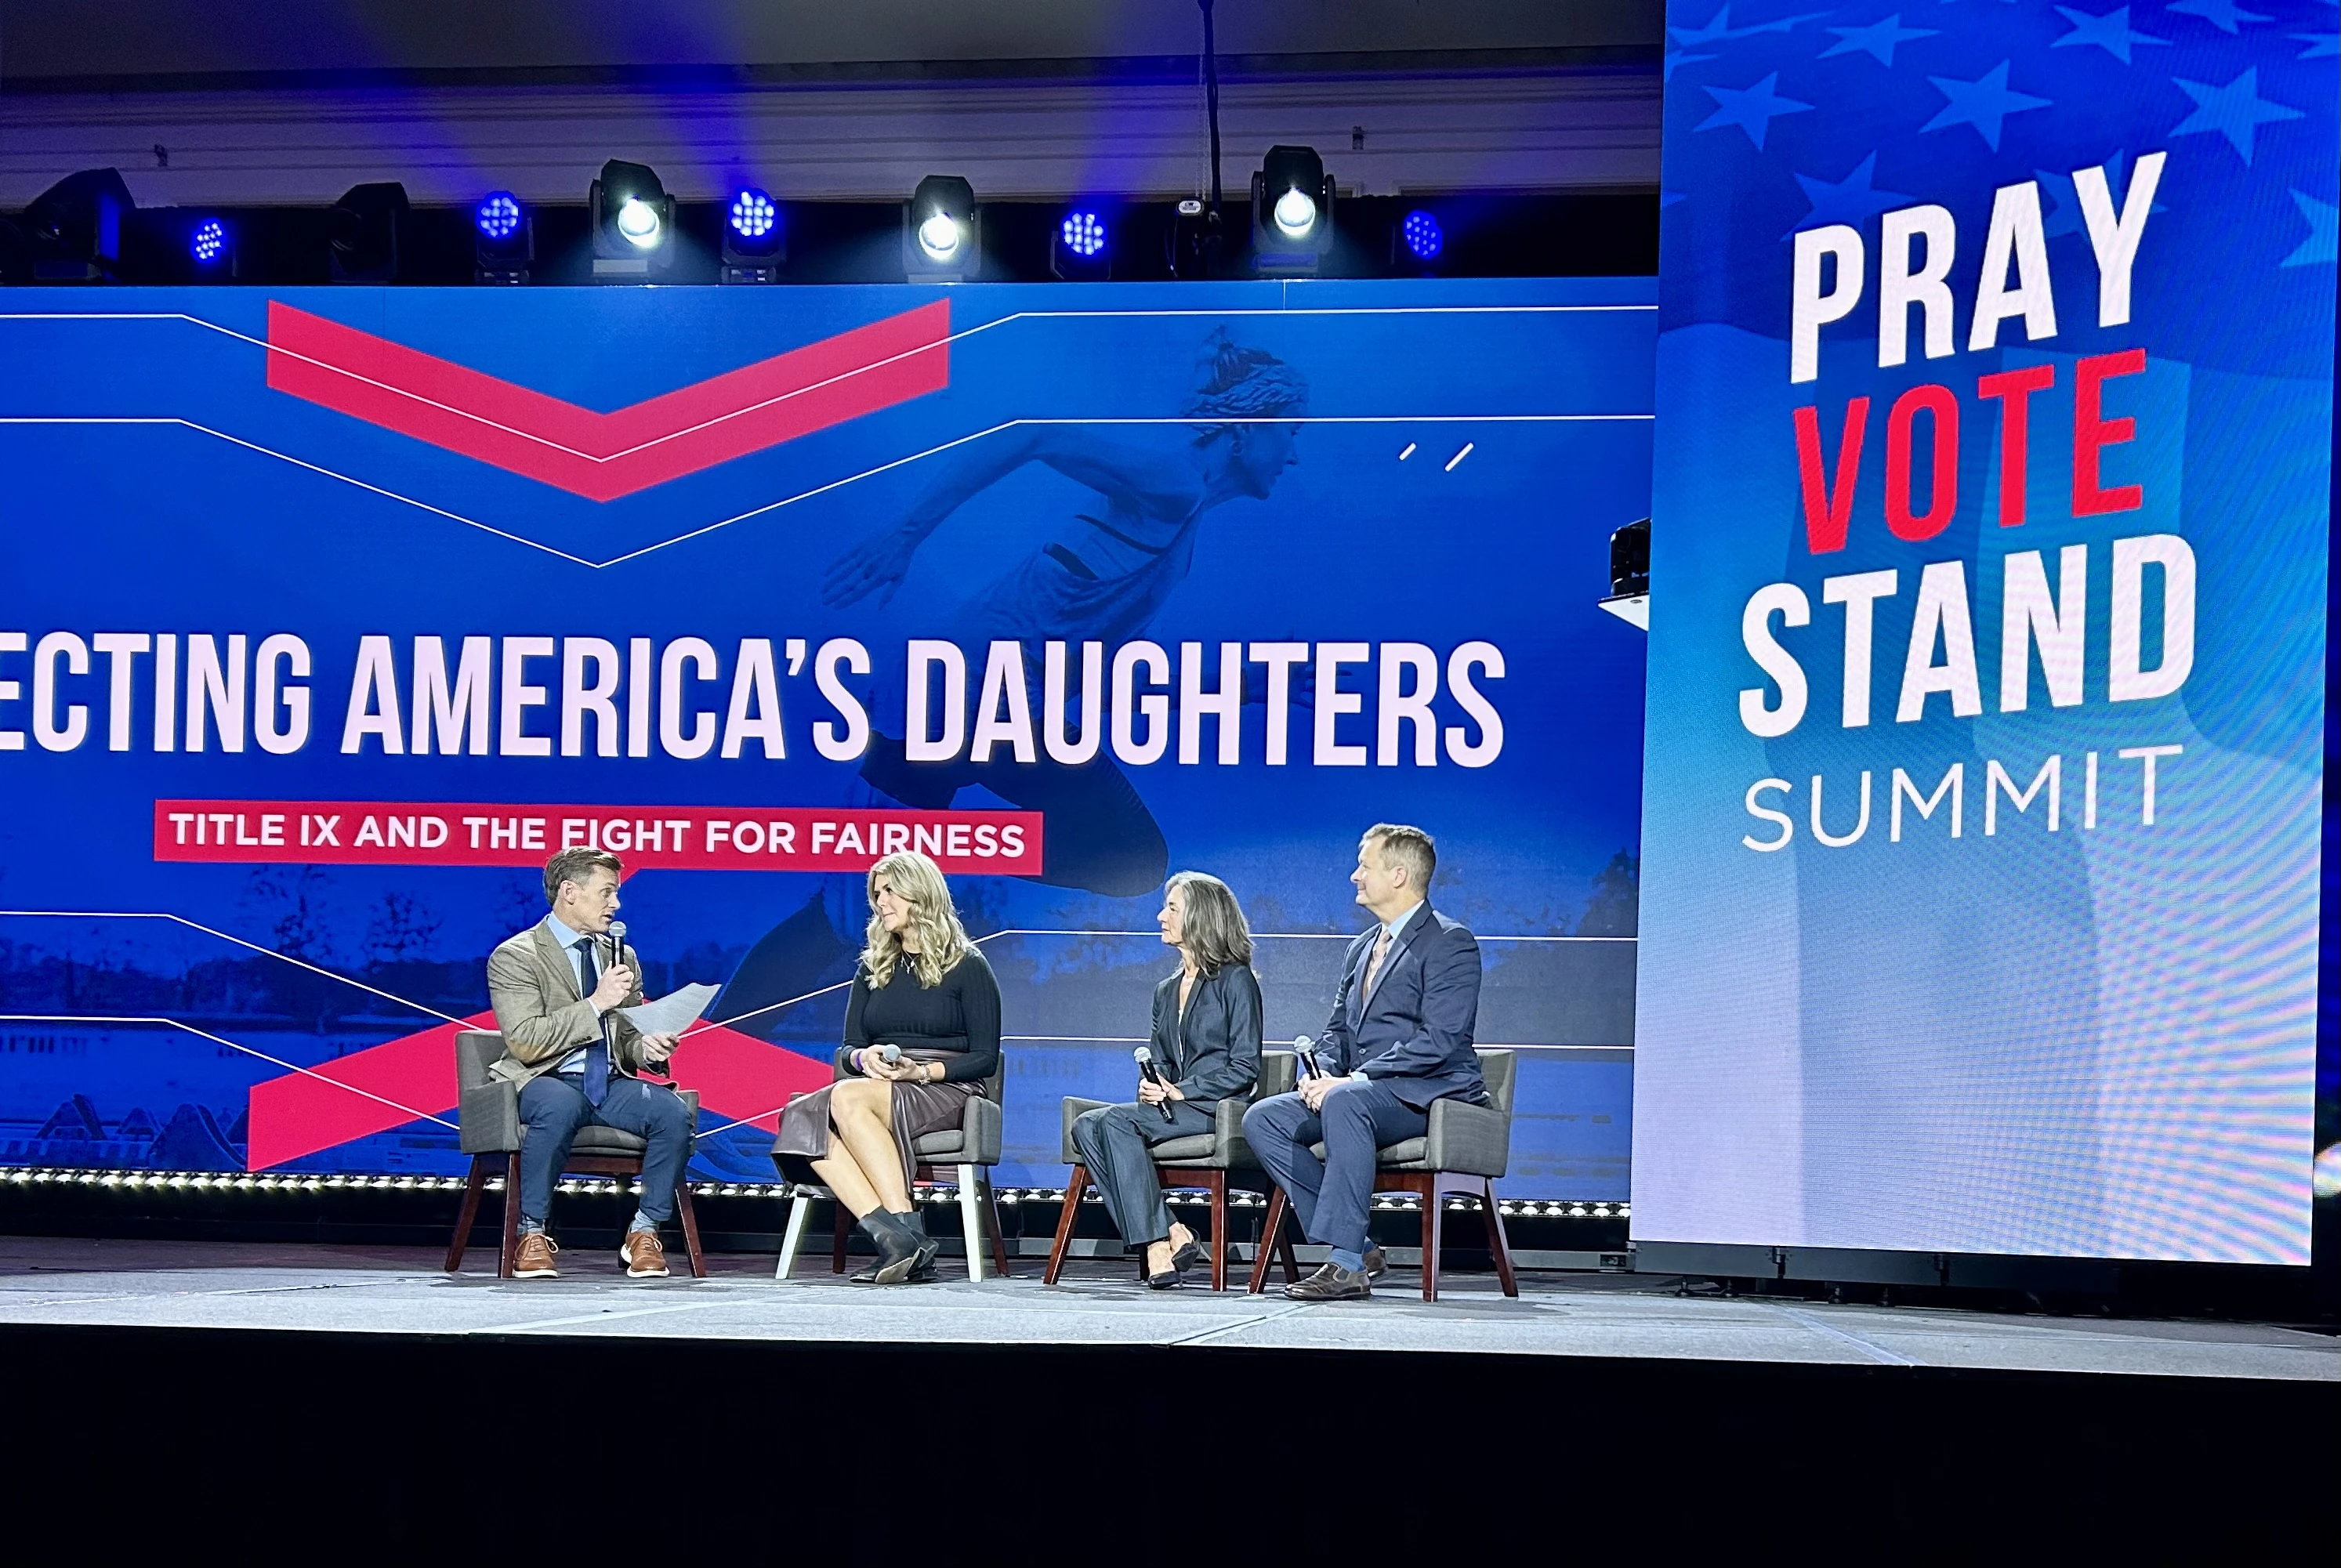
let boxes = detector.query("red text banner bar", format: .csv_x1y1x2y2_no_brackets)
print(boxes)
154,800,1043,876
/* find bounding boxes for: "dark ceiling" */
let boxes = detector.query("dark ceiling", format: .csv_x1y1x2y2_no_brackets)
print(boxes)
0,1,1662,91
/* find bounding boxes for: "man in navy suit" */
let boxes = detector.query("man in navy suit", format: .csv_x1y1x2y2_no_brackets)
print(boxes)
1244,823,1486,1300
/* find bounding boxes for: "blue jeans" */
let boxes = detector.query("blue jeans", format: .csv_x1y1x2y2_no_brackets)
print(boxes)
518,1073,694,1230
1242,1081,1428,1256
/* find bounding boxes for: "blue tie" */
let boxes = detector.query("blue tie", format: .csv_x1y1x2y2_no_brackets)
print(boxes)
574,936,611,1106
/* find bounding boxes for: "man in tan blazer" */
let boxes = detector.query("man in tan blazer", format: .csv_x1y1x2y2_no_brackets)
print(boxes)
487,846,690,1279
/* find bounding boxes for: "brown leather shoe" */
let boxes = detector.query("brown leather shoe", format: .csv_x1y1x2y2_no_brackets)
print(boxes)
1284,1262,1371,1302
1364,1245,1389,1280
620,1229,669,1279
513,1233,559,1279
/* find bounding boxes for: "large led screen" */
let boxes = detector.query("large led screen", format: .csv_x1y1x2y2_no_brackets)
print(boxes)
0,277,1653,1193
1634,5,2332,1262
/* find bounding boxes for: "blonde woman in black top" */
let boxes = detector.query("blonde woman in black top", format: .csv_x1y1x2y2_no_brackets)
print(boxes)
1070,871,1263,1287
772,850,1001,1284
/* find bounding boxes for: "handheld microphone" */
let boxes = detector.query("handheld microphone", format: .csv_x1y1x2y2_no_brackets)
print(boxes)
603,919,658,1074
1292,1034,1323,1080
1133,1046,1176,1121
603,920,631,994
878,1043,902,1066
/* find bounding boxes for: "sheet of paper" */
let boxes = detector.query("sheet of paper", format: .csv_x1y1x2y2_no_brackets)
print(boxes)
618,983,718,1038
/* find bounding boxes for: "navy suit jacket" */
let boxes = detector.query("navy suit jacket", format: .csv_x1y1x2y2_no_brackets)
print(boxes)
1317,903,1486,1110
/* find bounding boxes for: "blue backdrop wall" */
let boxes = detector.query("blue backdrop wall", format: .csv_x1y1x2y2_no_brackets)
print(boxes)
0,277,1654,1195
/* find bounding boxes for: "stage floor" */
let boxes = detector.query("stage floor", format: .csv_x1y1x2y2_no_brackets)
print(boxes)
0,1236,2329,1381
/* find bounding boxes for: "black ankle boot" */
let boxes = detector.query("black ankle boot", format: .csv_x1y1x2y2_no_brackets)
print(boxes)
898,1208,941,1281
851,1210,921,1285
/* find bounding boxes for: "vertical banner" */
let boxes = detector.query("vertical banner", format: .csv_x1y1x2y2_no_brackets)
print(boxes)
1636,5,2333,1262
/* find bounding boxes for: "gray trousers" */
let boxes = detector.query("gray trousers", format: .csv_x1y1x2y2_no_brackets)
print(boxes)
1070,1099,1216,1247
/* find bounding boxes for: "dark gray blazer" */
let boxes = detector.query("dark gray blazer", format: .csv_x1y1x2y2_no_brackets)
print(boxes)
1149,963,1263,1110
1317,903,1487,1110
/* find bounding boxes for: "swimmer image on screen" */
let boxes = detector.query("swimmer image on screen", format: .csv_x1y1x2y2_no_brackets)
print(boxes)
714,329,1310,1031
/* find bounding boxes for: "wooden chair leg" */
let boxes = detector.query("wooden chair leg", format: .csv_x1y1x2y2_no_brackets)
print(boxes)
1248,1186,1289,1294
1421,1182,1445,1303
982,1171,1013,1280
498,1153,522,1279
832,1192,851,1274
444,1154,489,1273
675,1180,709,1279
1045,1166,1089,1284
1480,1179,1519,1298
1206,1172,1229,1292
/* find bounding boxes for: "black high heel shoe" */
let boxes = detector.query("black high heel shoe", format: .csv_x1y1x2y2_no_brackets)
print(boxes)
1145,1237,1188,1289
1169,1237,1203,1274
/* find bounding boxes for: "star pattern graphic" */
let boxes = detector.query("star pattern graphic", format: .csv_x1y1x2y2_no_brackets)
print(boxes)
1670,5,1830,46
1784,151,1914,237
1821,13,1940,64
2051,5,2169,63
2280,190,2337,267
1697,72,1816,149
2167,0,2270,33
1664,0,2335,289
1665,48,1719,81
2171,67,2304,164
1922,60,2053,150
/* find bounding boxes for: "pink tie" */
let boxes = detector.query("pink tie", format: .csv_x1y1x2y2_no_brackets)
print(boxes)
1364,925,1393,998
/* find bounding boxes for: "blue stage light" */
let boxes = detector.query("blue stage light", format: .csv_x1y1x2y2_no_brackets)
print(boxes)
1402,209,1443,262
190,218,226,264
1060,211,1107,259
730,188,777,240
475,192,523,241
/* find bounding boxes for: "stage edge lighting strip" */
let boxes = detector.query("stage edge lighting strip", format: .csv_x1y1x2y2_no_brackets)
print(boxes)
0,1168,1630,1218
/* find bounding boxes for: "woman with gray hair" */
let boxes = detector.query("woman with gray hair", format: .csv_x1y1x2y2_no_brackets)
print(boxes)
1069,871,1263,1287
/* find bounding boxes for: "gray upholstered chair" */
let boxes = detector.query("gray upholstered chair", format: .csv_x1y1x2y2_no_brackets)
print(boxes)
1246,1047,1520,1302
1044,1048,1301,1291
443,1027,708,1278
772,1052,1011,1282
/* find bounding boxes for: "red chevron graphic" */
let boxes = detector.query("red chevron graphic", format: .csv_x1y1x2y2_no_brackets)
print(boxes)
265,298,951,501
245,1012,832,1171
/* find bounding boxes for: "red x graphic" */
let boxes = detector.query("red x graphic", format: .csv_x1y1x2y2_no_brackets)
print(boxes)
245,1013,832,1171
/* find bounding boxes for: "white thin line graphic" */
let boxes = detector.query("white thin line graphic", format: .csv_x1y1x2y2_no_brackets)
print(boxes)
0,302,1651,469
0,412,1642,571
0,908,469,1024
0,1013,458,1132
683,926,1631,1139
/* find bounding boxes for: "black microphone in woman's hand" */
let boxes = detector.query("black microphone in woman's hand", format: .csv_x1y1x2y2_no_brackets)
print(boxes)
1133,1046,1176,1121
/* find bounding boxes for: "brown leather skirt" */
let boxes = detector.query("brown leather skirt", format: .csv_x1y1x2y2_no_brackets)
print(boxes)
771,1076,977,1190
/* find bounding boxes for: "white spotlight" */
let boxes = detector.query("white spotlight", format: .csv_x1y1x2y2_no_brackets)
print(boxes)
1274,187,1318,238
616,197,663,248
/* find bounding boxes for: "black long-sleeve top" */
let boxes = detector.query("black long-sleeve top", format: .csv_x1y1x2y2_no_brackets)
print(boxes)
841,947,1002,1085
